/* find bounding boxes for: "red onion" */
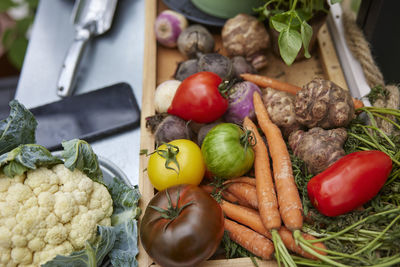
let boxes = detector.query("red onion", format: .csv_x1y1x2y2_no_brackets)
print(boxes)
224,81,261,124
154,10,188,48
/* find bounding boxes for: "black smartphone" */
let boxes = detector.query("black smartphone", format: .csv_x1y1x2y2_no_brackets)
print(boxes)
29,82,140,151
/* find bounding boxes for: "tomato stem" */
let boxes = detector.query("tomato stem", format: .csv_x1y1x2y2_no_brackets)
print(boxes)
218,79,237,98
150,187,194,231
155,143,181,175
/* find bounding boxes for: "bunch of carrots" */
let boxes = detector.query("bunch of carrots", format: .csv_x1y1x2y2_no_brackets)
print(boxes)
202,89,331,266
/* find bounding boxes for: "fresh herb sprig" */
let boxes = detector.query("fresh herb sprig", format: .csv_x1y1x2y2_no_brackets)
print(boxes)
255,0,342,65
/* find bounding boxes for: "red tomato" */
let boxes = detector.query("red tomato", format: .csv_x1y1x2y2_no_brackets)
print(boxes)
139,184,224,267
167,71,228,123
307,150,392,217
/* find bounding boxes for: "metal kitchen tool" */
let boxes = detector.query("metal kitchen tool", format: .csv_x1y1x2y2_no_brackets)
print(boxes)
57,0,118,97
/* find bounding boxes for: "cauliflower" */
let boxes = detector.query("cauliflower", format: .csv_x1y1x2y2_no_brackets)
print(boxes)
0,164,113,266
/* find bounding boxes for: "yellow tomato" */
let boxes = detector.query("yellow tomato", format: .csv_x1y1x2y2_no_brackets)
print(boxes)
147,139,205,191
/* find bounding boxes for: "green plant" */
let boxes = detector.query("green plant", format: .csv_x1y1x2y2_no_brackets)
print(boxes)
255,0,342,65
0,0,38,70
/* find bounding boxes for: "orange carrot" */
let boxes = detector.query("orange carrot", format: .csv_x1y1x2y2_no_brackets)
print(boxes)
241,73,301,95
223,176,256,187
243,117,281,230
225,182,258,210
221,200,327,260
253,92,303,231
221,200,269,237
353,98,364,109
224,218,275,260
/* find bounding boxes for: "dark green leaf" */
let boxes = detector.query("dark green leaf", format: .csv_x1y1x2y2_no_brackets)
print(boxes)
108,178,141,267
42,226,116,267
7,36,28,70
2,28,15,49
61,139,103,182
301,21,313,58
0,144,62,177
270,13,291,32
0,100,37,155
278,28,302,65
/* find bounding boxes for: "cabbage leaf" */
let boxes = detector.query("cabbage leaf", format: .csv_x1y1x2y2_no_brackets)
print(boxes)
0,144,62,177
61,139,103,182
0,100,37,155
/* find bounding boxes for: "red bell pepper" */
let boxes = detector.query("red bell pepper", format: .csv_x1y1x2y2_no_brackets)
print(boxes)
307,150,392,217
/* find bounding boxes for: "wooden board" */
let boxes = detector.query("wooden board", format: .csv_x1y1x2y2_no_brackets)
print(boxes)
138,0,348,266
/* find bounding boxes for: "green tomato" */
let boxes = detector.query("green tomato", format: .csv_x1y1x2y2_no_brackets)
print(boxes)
201,123,254,179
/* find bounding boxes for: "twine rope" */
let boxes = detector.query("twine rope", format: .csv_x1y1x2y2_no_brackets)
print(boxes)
341,8,399,135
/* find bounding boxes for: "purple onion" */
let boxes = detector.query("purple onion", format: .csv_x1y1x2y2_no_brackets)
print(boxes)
224,81,261,124
154,10,188,48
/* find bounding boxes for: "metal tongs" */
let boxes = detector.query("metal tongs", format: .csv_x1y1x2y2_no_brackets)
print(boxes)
57,0,118,97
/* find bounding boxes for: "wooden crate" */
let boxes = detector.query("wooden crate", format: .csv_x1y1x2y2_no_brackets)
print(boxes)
138,0,347,266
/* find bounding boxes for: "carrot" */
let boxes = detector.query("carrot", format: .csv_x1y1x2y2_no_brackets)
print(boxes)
241,73,364,110
221,200,269,237
223,176,256,187
225,182,258,210
353,98,364,109
243,116,281,230
224,218,275,260
253,92,303,231
221,200,327,260
241,73,301,95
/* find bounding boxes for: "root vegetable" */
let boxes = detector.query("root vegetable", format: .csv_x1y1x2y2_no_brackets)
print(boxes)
154,80,181,113
222,14,270,70
146,114,193,146
224,81,261,124
262,88,302,138
289,127,347,175
174,59,198,81
231,56,256,79
154,10,188,48
197,121,221,146
294,78,355,129
177,24,215,58
197,53,233,80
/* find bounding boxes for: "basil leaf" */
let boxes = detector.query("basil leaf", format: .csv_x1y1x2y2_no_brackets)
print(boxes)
278,28,302,65
41,226,116,267
61,139,103,182
0,144,62,177
270,13,291,32
301,21,313,58
0,100,37,155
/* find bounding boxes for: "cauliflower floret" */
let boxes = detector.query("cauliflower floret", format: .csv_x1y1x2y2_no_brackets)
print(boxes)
0,247,11,264
38,191,55,211
78,177,94,194
0,177,11,192
11,234,27,247
6,183,33,203
0,200,19,218
0,217,16,231
28,237,45,252
45,213,59,228
25,167,59,195
0,226,12,248
69,213,97,249
72,190,88,205
44,224,67,245
54,192,78,223
11,247,32,264
89,182,113,217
